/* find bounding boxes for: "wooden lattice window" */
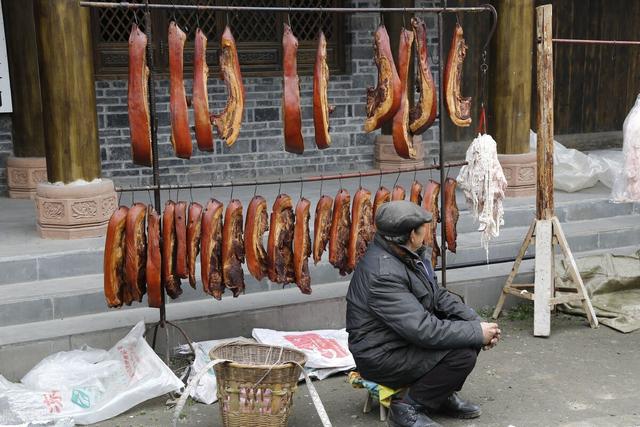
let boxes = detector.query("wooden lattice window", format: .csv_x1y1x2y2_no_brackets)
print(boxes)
91,0,346,79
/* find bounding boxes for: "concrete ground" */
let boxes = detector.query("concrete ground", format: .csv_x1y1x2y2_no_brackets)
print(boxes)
94,311,640,427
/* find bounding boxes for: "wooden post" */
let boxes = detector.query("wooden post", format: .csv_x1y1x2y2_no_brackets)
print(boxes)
536,4,554,220
3,0,46,158
490,0,534,155
34,0,101,183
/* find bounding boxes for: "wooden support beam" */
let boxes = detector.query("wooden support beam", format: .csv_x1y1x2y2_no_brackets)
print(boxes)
34,0,101,183
490,0,534,154
536,4,554,220
534,219,553,336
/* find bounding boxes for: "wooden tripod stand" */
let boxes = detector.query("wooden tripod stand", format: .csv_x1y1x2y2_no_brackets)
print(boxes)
492,5,598,336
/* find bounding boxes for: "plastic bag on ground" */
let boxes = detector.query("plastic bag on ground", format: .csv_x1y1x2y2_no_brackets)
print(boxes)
0,321,183,425
252,328,355,370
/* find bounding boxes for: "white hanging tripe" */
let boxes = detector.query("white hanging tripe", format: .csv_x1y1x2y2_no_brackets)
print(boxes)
456,133,508,261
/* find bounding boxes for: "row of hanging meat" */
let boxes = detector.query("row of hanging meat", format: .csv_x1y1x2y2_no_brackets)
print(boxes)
103,178,459,308
126,17,472,165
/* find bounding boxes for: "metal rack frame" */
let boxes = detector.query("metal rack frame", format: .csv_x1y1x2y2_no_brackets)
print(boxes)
81,1,497,351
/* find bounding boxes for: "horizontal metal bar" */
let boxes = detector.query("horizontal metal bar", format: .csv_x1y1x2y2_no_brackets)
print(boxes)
435,253,536,272
114,161,468,192
553,38,640,46
79,1,493,14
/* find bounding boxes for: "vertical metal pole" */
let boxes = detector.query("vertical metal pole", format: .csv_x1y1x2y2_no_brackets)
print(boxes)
144,5,166,327
438,7,447,288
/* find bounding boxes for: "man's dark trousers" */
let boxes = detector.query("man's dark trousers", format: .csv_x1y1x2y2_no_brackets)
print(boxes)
406,347,478,410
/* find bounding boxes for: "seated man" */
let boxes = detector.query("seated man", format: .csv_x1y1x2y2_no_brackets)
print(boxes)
346,201,500,427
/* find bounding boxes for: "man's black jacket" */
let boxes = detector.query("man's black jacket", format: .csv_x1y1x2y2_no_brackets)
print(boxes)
346,233,484,388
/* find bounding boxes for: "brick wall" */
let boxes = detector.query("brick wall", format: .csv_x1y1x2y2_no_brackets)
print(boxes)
0,0,442,195
0,115,12,194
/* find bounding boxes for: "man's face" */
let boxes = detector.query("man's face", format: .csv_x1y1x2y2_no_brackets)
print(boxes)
409,222,429,251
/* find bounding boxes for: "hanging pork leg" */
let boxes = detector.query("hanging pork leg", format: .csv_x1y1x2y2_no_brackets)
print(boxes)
267,194,296,284
193,28,213,152
222,200,245,297
127,24,152,166
201,199,224,299
372,186,391,225
444,178,460,253
313,30,334,149
187,202,203,288
409,17,437,135
146,206,162,308
423,180,441,267
124,203,147,304
410,180,423,205
168,21,192,158
162,200,183,299
174,201,188,279
347,188,374,272
391,28,417,159
245,195,269,281
329,189,352,276
312,195,333,265
104,206,129,308
282,24,304,154
444,23,472,127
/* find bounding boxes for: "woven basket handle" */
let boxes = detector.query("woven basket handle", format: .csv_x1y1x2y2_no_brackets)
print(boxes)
291,361,333,427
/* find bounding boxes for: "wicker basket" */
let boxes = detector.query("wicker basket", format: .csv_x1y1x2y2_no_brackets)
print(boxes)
210,342,307,427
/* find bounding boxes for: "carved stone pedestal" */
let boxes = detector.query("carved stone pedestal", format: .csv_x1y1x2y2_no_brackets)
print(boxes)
35,179,117,239
7,157,48,199
374,134,425,170
498,151,537,197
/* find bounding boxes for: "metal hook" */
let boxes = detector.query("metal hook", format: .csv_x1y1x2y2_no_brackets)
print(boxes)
254,180,258,197
358,171,362,189
380,11,384,27
299,177,304,200
147,188,153,205
379,168,383,188
393,171,401,188
226,10,230,27
133,8,139,26
287,7,292,27
481,4,498,54
130,186,134,206
319,175,324,196
413,165,418,183
338,173,343,190
117,189,123,206
230,181,234,201
278,177,282,195
188,179,194,203
170,0,177,23
176,185,180,202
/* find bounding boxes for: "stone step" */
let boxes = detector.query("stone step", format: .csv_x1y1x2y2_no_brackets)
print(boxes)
2,243,637,381
1,191,636,287
1,213,638,328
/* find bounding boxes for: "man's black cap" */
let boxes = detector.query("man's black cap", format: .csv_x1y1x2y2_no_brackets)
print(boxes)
375,200,432,237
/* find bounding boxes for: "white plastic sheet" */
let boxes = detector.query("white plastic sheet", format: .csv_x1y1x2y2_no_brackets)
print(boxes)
529,130,623,193
0,322,183,426
611,94,640,202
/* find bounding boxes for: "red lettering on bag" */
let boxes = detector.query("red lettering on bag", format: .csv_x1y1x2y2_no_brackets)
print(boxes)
283,333,348,359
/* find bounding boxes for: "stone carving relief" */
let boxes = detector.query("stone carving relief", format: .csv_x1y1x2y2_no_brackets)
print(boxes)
71,201,98,219
519,167,535,182
102,197,117,218
32,169,48,183
10,169,28,186
42,202,64,219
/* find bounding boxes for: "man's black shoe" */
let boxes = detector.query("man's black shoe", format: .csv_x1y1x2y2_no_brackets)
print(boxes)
435,392,481,419
387,400,443,427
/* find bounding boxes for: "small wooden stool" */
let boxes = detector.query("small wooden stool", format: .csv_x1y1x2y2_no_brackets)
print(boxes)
362,390,388,421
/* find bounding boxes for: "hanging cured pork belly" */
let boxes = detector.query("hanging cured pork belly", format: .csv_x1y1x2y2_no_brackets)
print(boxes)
282,24,304,154
313,30,333,149
409,17,437,135
267,194,296,284
186,202,203,288
372,186,391,224
193,28,213,152
212,26,245,147
312,195,333,265
410,180,423,205
168,21,192,158
347,188,375,272
245,195,269,281
104,206,129,308
162,200,183,299
293,198,312,294
329,189,352,276
422,180,441,267
391,184,406,201
444,23,472,127
201,199,224,299
444,178,460,253
174,201,188,279
365,24,401,132
222,200,245,297
124,203,147,304
127,24,152,166
146,206,162,308
391,28,417,159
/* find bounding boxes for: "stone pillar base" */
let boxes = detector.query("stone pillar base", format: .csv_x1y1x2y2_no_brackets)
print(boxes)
7,156,48,199
374,134,425,170
35,179,117,239
498,151,537,197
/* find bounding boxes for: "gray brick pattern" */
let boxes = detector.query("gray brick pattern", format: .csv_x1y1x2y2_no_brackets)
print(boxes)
0,115,12,195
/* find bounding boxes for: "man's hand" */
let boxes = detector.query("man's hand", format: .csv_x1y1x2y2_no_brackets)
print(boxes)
480,322,501,350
